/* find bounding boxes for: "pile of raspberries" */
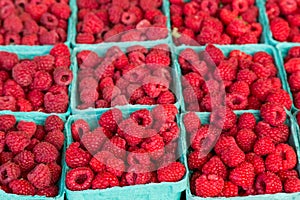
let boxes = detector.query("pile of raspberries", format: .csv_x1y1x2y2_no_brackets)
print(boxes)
76,0,168,44
66,105,186,191
267,0,300,42
185,106,300,197
0,115,65,197
284,46,300,109
0,0,71,45
170,0,262,45
0,43,73,113
179,44,292,112
76,45,176,110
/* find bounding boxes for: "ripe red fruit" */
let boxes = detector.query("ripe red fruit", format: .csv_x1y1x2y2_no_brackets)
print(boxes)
66,167,94,191
255,172,282,194
157,162,186,182
229,162,255,189
195,174,224,197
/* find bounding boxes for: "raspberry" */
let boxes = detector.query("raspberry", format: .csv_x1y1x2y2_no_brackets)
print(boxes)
251,79,273,101
13,150,35,172
220,181,239,197
152,104,178,123
217,59,238,81
45,130,65,150
0,162,21,185
226,93,248,110
0,96,17,111
284,178,300,193
81,130,106,155
98,109,123,132
77,0,98,9
0,152,13,164
278,170,299,182
34,55,55,72
66,142,92,168
91,172,119,189
140,0,162,10
66,167,94,191
141,134,164,160
266,90,292,110
226,19,249,37
157,162,186,182
27,164,51,189
197,27,221,45
6,131,30,154
105,157,125,177
27,90,44,108
17,121,36,139
53,67,73,86
245,153,266,174
202,156,227,179
130,109,153,127
270,18,290,42
183,112,201,134
214,135,237,155
285,58,300,74
289,71,300,91
255,172,282,194
254,137,275,156
260,102,286,127
50,2,71,20
31,71,53,91
0,115,16,132
188,151,211,170
16,98,33,112
47,162,62,185
82,13,104,34
125,165,152,185
0,52,18,71
44,91,69,113
50,43,70,58
195,174,224,197
9,179,35,196
221,146,245,168
145,51,171,69
71,119,90,142
40,13,59,30
205,44,225,66
36,186,59,197
45,115,64,132
237,113,256,130
12,63,32,87
237,69,258,85
229,162,255,189
33,142,59,164
236,129,257,152
0,131,5,153
76,33,95,44
229,81,250,97
3,79,25,99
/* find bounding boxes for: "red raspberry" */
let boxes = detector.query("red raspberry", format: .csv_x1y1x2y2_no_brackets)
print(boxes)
27,164,51,189
44,91,69,113
220,8,238,25
33,142,59,164
284,178,300,193
226,19,249,37
214,135,237,155
125,165,152,185
157,162,186,182
278,170,299,182
45,115,64,132
247,96,262,110
237,113,256,130
157,90,176,104
71,119,90,142
0,131,5,153
269,144,297,172
188,151,211,170
260,102,286,127
12,63,32,87
255,172,282,194
0,115,16,132
17,121,36,139
136,96,156,105
254,137,275,156
82,13,104,34
36,185,59,197
237,69,258,85
289,71,300,91
0,152,13,164
229,162,255,189
140,0,162,10
152,104,178,123
241,6,258,23
285,58,300,73
141,134,164,160
270,18,290,42
0,162,20,185
130,109,153,127
50,43,70,58
81,130,106,155
16,98,33,112
202,156,227,179
98,109,123,132
76,33,95,44
183,112,201,134
92,172,119,189
13,150,35,172
221,146,245,168
229,81,250,97
236,129,257,152
0,96,17,111
66,142,91,168
77,0,98,9
66,167,94,191
251,79,273,101
3,79,25,99
226,93,248,110
245,153,266,174
219,181,238,197
4,33,21,45
50,2,71,20
0,52,18,71
47,162,62,185
266,90,292,110
195,174,224,197
34,55,55,71
197,27,221,45
105,157,125,177
205,44,225,66
279,0,298,15
31,71,53,91
45,130,65,150
6,131,30,154
9,179,35,196
53,67,73,86
27,90,44,108
89,151,113,173
217,59,238,81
